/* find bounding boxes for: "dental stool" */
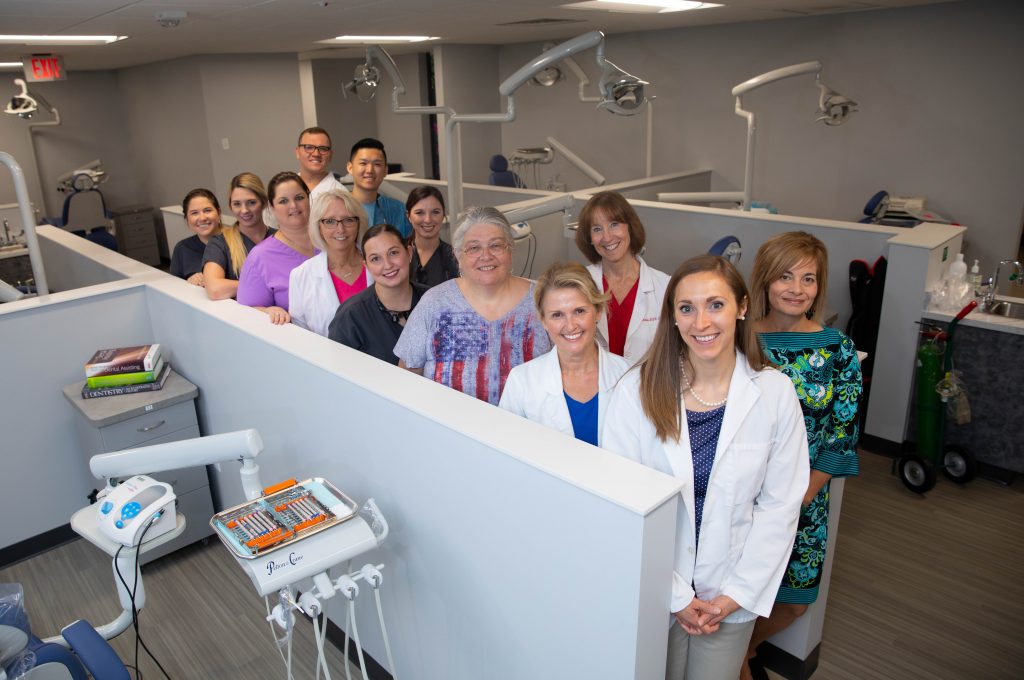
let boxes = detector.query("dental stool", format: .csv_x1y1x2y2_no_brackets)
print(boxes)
1,584,129,680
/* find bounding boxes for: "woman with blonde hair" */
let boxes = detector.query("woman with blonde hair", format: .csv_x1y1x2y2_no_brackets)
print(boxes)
203,172,274,300
742,231,862,680
171,188,225,287
288,188,373,336
499,261,628,446
602,254,808,680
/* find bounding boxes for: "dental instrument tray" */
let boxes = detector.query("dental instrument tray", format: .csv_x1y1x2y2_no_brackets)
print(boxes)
210,477,357,559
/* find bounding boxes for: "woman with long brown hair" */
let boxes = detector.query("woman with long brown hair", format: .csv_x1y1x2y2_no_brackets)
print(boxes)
602,254,808,680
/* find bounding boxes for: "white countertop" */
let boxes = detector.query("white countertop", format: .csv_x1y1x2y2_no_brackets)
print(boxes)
921,296,1024,335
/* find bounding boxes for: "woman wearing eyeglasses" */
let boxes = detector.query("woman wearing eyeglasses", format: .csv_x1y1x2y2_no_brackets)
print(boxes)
394,206,551,405
288,189,372,336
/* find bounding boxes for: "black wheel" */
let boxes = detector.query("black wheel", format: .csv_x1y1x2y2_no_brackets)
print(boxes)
898,454,936,493
942,445,977,484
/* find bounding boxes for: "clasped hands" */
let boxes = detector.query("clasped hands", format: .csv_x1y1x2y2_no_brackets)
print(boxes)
674,594,739,635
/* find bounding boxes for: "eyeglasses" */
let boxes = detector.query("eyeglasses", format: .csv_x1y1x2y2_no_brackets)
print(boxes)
461,241,512,258
320,216,360,229
299,144,332,154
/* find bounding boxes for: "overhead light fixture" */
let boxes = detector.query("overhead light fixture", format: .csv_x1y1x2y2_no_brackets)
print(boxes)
320,35,439,45
0,35,127,45
565,1,721,14
0,62,21,69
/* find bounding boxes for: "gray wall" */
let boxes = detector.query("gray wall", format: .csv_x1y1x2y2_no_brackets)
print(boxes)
117,57,216,210
498,0,1024,274
434,44,502,184
0,71,140,219
198,54,307,198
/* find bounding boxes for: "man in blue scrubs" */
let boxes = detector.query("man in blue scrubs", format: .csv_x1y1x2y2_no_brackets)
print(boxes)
347,137,413,238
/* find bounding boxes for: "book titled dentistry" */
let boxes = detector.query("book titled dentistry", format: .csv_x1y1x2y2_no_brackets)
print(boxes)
86,356,166,389
84,344,161,377
81,363,172,399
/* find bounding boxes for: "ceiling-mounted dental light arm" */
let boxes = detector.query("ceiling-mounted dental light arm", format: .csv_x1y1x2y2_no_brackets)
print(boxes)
4,78,60,125
446,31,649,217
344,44,454,118
563,55,602,103
731,61,822,98
732,60,856,210
500,31,605,96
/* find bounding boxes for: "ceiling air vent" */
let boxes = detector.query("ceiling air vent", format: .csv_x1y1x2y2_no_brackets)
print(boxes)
497,18,586,26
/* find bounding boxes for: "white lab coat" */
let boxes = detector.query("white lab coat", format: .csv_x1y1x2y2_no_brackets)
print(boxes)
498,345,630,445
602,352,809,622
587,257,671,367
288,251,373,337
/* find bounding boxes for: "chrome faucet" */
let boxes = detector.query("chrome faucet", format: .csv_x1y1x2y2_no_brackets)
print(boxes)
980,259,1024,310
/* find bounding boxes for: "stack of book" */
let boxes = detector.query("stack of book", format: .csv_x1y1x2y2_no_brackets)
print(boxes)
82,344,170,399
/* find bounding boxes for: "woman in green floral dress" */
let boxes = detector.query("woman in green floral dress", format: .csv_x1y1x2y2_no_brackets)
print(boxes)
742,232,862,680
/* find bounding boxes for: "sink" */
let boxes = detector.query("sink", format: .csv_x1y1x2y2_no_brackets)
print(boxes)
985,300,1024,320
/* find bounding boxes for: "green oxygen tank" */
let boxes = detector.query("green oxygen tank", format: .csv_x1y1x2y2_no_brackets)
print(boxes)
915,340,945,462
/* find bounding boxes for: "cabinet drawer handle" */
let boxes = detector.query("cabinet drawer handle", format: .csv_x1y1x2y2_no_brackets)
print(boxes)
137,419,166,433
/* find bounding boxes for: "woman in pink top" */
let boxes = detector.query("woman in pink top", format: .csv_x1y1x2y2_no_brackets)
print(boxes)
237,171,315,324
288,189,373,336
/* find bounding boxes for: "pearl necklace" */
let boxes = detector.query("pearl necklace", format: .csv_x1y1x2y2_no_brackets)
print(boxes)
680,360,727,408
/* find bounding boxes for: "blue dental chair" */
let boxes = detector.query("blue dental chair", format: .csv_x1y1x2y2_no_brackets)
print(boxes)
1,584,129,680
488,154,526,188
44,188,118,252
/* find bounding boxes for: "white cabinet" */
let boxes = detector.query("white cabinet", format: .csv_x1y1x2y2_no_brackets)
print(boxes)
62,369,214,563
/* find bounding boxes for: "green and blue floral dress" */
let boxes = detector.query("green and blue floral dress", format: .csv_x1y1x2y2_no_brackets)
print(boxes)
759,327,862,604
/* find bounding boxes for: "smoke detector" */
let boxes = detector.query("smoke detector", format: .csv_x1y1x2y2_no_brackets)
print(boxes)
156,10,188,28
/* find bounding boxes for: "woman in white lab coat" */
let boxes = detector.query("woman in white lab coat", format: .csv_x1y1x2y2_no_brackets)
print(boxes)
575,191,670,366
603,254,809,680
288,189,373,336
499,262,629,446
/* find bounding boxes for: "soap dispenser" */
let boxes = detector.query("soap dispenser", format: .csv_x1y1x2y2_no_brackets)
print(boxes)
968,259,982,294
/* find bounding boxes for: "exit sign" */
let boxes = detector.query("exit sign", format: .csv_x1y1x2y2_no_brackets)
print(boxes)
22,54,66,82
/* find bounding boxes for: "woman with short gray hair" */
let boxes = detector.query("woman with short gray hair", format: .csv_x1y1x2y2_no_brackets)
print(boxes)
394,206,550,405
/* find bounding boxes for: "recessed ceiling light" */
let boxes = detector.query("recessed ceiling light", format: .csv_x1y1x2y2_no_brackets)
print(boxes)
0,35,128,45
564,1,721,13
0,62,22,68
319,36,440,45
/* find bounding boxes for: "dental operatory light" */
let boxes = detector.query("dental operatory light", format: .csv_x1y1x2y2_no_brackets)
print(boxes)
343,61,381,102
597,60,649,115
530,65,564,87
565,1,721,13
0,35,127,45
731,60,858,209
816,82,857,126
4,78,49,119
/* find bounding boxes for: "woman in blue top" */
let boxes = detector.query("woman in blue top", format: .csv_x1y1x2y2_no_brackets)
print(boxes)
743,231,862,680
499,261,629,446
